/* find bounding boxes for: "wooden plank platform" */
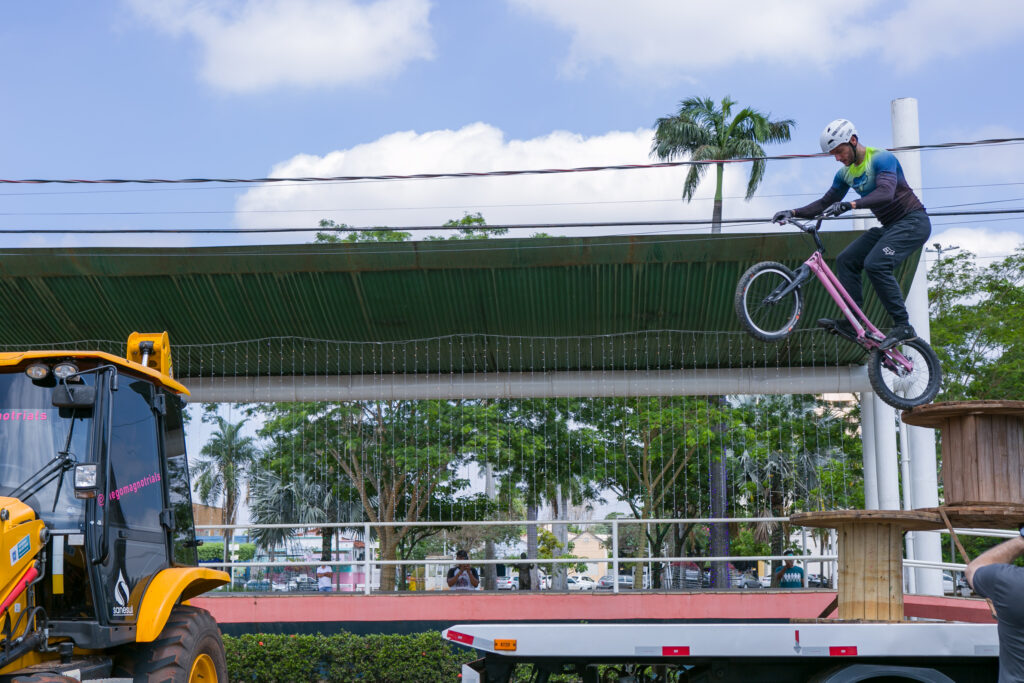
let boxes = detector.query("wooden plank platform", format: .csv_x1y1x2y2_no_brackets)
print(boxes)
792,510,948,621
901,400,1024,425
918,504,1024,530
901,400,1024,506
792,509,944,531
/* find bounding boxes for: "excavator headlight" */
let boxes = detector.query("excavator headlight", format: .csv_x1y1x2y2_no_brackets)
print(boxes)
53,362,80,380
74,464,99,499
25,363,50,380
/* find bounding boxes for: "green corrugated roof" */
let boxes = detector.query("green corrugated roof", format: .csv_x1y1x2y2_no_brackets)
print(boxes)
0,232,919,375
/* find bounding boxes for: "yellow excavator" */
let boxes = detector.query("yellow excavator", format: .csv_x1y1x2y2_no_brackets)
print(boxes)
0,333,229,682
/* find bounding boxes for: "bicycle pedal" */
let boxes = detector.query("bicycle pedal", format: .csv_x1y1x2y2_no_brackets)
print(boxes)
817,319,856,341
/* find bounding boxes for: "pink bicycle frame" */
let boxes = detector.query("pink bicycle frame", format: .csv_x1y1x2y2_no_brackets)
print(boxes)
803,252,915,372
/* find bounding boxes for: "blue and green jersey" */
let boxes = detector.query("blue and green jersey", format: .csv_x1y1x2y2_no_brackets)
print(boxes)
797,147,925,225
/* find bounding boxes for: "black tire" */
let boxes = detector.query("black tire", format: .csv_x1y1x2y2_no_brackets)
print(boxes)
735,261,803,342
868,337,942,410
113,605,227,683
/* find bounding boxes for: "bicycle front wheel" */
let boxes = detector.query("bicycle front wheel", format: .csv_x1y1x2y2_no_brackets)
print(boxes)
734,261,803,342
868,337,942,410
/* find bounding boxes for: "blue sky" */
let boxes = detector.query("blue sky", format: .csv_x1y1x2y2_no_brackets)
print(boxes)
2,0,1023,261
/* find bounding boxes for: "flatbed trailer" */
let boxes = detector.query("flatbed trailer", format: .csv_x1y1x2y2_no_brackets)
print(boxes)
443,621,1000,682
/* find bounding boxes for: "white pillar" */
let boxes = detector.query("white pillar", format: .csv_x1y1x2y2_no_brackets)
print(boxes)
891,97,942,596
873,395,901,510
898,418,916,594
860,393,879,509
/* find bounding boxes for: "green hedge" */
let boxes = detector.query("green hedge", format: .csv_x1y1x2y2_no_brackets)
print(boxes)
224,631,594,682
224,631,467,682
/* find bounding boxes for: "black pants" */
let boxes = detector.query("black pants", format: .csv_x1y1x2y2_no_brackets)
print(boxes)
836,209,931,326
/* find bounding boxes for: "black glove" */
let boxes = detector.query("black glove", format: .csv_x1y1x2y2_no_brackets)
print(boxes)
772,210,794,224
825,201,853,217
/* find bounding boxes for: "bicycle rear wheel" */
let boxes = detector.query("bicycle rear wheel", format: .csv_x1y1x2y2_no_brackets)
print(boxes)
734,261,803,342
868,337,942,410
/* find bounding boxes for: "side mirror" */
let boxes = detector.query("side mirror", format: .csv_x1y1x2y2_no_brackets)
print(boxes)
52,384,96,409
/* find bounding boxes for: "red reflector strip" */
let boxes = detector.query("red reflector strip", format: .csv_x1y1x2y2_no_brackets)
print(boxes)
829,646,857,656
447,630,475,646
661,646,690,656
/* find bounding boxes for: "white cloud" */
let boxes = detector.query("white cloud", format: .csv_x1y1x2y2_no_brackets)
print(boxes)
928,227,1023,261
926,124,1023,185
509,0,1024,78
234,123,785,238
126,0,434,92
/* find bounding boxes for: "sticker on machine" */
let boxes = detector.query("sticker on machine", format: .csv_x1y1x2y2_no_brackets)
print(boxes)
112,570,134,617
9,536,30,565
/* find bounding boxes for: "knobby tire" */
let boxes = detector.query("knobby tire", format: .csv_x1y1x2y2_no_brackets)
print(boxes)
113,605,227,682
735,261,803,342
868,337,942,410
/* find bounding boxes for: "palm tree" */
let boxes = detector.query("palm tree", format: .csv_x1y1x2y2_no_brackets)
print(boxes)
652,96,794,233
250,469,362,564
193,416,258,567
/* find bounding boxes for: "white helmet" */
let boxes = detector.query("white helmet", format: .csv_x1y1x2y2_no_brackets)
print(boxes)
820,119,857,153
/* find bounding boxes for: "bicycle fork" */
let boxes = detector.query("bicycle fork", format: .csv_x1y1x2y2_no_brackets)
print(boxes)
762,264,815,304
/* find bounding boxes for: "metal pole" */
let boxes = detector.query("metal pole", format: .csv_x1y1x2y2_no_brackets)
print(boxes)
891,96,942,597
873,395,901,510
183,366,872,403
860,392,879,509
611,520,620,595
363,522,372,596
898,415,916,593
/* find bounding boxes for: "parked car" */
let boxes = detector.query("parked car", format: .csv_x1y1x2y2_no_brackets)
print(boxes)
287,575,318,591
733,571,761,589
496,575,519,590
244,578,270,591
271,580,288,592
807,573,831,588
567,575,596,591
597,574,639,590
943,571,972,597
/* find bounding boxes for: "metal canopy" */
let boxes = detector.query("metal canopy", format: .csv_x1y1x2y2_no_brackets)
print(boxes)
0,232,918,376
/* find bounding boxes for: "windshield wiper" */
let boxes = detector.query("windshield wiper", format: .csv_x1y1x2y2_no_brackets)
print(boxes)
9,452,77,510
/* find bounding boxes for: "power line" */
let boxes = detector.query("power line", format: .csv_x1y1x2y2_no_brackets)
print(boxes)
1,208,1021,235
2,183,1023,218
2,137,1022,186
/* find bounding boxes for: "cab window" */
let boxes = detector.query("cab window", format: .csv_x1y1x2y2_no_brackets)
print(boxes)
105,379,162,531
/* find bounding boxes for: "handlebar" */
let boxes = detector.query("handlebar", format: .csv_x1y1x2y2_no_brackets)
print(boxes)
776,215,823,234
774,213,831,253
775,204,845,233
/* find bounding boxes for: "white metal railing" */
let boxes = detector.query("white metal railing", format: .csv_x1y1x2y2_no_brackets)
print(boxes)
194,517,1013,595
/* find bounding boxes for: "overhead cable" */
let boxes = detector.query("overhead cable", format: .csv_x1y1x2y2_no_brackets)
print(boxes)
1,137,1022,186
0,208,1021,235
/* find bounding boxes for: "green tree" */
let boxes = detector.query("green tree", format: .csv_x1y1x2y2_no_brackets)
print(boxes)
193,415,259,566
732,394,862,578
929,246,1024,400
588,395,726,588
478,398,602,589
651,96,794,233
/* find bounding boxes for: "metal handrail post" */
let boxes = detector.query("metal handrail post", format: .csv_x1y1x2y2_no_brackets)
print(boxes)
363,522,372,596
612,519,619,595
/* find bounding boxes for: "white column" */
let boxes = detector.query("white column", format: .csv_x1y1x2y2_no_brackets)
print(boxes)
891,97,942,596
898,417,916,594
873,395,901,510
860,392,879,509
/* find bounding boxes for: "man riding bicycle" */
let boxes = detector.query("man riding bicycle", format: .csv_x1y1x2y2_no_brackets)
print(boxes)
773,119,931,350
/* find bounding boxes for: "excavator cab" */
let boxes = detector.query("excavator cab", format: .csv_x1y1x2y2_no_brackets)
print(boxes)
0,333,229,682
